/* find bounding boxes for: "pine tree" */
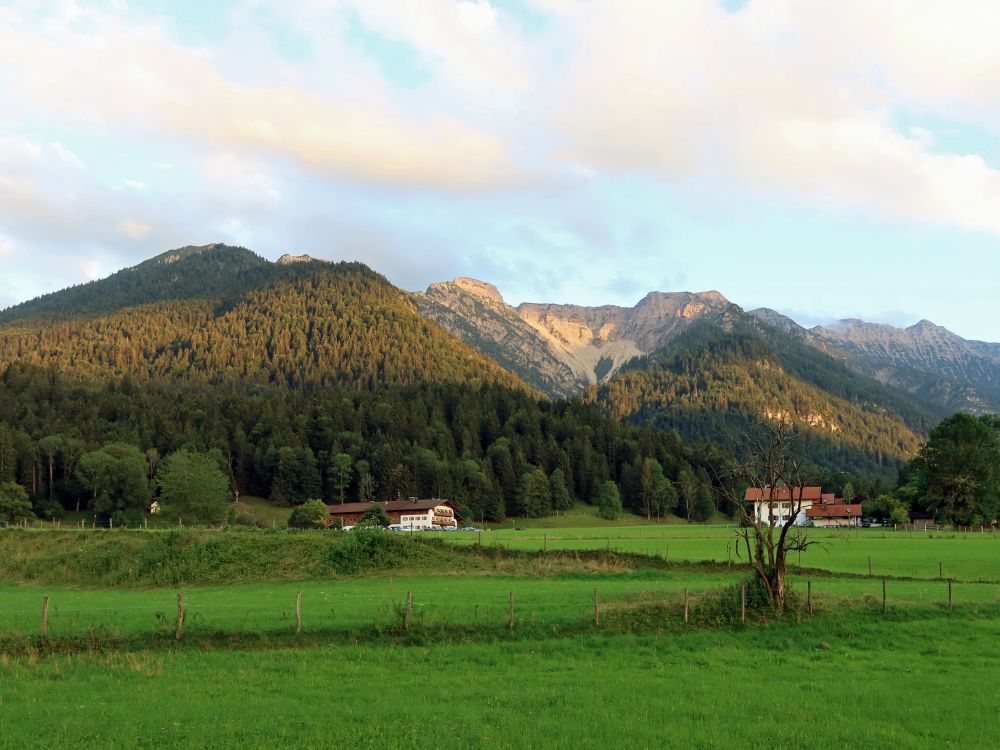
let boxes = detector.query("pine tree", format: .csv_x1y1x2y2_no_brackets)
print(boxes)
550,468,573,512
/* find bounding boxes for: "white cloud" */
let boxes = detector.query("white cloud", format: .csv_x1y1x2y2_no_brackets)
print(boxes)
0,5,514,190
118,219,153,239
49,141,84,169
535,0,1000,234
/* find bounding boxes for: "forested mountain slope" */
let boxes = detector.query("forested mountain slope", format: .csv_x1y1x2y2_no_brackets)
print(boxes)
0,244,276,323
750,309,1000,415
0,246,525,391
593,318,935,480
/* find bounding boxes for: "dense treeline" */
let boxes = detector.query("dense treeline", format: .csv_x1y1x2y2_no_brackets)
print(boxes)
0,363,732,525
593,321,927,483
896,413,1000,525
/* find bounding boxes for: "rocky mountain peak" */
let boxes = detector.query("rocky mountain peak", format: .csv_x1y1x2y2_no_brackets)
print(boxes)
276,253,325,265
748,308,804,334
450,277,506,305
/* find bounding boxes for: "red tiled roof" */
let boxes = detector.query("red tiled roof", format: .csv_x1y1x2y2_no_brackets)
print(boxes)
328,499,457,514
745,486,822,502
807,503,862,519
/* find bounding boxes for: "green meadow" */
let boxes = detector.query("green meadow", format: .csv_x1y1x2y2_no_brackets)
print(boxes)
2,613,998,749
2,526,999,748
437,525,1000,580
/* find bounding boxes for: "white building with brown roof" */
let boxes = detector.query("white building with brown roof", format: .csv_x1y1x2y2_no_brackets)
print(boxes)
744,486,822,526
745,486,860,527
327,499,460,529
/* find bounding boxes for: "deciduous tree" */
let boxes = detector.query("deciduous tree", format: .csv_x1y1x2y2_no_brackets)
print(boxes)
906,413,1000,525
157,448,232,524
597,481,622,520
0,482,34,524
720,423,819,611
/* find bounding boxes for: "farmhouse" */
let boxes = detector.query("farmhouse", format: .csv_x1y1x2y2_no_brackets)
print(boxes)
745,486,860,527
744,486,822,526
327,499,460,529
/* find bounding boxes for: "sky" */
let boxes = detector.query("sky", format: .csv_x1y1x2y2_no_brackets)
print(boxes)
1,0,999,340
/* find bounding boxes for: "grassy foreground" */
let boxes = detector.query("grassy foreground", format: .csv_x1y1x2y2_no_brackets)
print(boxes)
2,613,998,749
3,527,999,748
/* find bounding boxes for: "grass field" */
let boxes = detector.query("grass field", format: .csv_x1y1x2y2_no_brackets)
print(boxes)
2,526,999,748
2,613,998,748
436,525,1000,581
1,571,998,645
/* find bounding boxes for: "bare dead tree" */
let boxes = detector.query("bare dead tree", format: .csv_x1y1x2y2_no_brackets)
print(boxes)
715,421,821,611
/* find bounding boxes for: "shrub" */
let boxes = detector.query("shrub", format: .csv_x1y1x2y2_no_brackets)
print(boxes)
288,499,329,529
359,503,391,528
327,529,432,575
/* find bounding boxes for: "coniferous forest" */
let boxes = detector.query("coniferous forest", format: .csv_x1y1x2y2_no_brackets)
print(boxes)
3,243,982,527
0,362,731,525
0,246,731,525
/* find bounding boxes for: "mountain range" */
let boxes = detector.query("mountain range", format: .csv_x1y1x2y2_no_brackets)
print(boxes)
749,310,1000,415
2,243,997,484
416,276,1000,417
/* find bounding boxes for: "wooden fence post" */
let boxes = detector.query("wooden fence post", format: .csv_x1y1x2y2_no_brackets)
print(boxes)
948,579,953,613
175,593,185,641
478,530,482,546
606,536,610,552
807,580,813,615
404,591,412,632
296,591,303,634
939,562,943,579
727,543,731,567
544,534,547,553
684,588,689,624
882,577,887,613
41,596,49,645
665,545,670,562
508,591,515,630
594,588,600,627
740,584,746,623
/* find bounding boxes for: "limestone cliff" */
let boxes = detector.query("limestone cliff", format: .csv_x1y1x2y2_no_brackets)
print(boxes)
413,280,734,397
